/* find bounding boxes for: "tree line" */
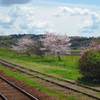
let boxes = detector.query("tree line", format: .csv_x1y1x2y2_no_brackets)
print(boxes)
11,32,71,61
0,34,99,49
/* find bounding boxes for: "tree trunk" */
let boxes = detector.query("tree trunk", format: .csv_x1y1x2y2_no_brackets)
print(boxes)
27,52,31,56
58,55,62,61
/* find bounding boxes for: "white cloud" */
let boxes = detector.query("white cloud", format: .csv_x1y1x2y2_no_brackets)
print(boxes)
91,12,100,22
53,7,91,17
79,12,100,33
79,20,98,33
0,15,14,29
0,5,53,35
54,6,100,35
0,1,100,37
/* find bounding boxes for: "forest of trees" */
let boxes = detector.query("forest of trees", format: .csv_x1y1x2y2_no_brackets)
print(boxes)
0,34,99,50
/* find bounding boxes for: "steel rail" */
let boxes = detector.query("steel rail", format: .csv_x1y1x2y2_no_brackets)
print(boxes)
0,76,38,100
0,93,8,100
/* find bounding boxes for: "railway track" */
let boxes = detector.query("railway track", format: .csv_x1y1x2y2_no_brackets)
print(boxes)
0,58,100,100
0,76,38,100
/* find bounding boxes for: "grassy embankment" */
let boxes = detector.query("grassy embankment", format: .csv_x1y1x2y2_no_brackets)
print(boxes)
0,48,81,80
0,48,98,99
1,66,77,100
0,48,83,100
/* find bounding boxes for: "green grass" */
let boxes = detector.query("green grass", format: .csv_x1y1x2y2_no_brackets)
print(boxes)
0,48,81,80
0,48,80,67
0,48,99,98
0,66,78,100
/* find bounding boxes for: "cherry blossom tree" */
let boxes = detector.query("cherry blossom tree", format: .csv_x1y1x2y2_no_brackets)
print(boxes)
39,32,71,61
79,40,100,55
31,40,45,57
12,38,44,57
11,38,34,56
88,41,100,49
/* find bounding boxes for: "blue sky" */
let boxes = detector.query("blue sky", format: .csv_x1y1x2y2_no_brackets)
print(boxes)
53,0,100,6
0,0,100,37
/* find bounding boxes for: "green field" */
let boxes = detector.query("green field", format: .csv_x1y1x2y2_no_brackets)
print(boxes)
0,48,81,80
0,48,99,100
0,48,83,100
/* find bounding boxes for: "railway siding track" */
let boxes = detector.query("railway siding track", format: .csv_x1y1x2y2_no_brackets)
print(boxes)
0,58,100,99
0,93,7,100
0,76,38,100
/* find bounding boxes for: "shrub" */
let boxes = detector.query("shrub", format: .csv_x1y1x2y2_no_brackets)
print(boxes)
78,49,100,80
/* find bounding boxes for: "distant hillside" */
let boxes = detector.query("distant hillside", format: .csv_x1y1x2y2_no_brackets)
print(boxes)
0,34,43,48
0,34,98,49
70,36,93,49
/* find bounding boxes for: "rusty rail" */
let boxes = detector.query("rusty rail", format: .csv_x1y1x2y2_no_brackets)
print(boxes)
0,76,38,100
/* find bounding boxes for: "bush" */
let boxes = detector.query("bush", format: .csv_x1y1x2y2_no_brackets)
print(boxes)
78,49,100,80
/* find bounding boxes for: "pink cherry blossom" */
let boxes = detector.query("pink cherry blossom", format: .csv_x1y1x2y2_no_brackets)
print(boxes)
79,40,100,55
11,38,34,56
39,32,71,61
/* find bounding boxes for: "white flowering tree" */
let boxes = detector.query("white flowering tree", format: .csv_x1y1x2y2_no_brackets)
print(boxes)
39,32,71,61
79,41,100,55
31,40,45,57
12,38,44,57
12,38,34,56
